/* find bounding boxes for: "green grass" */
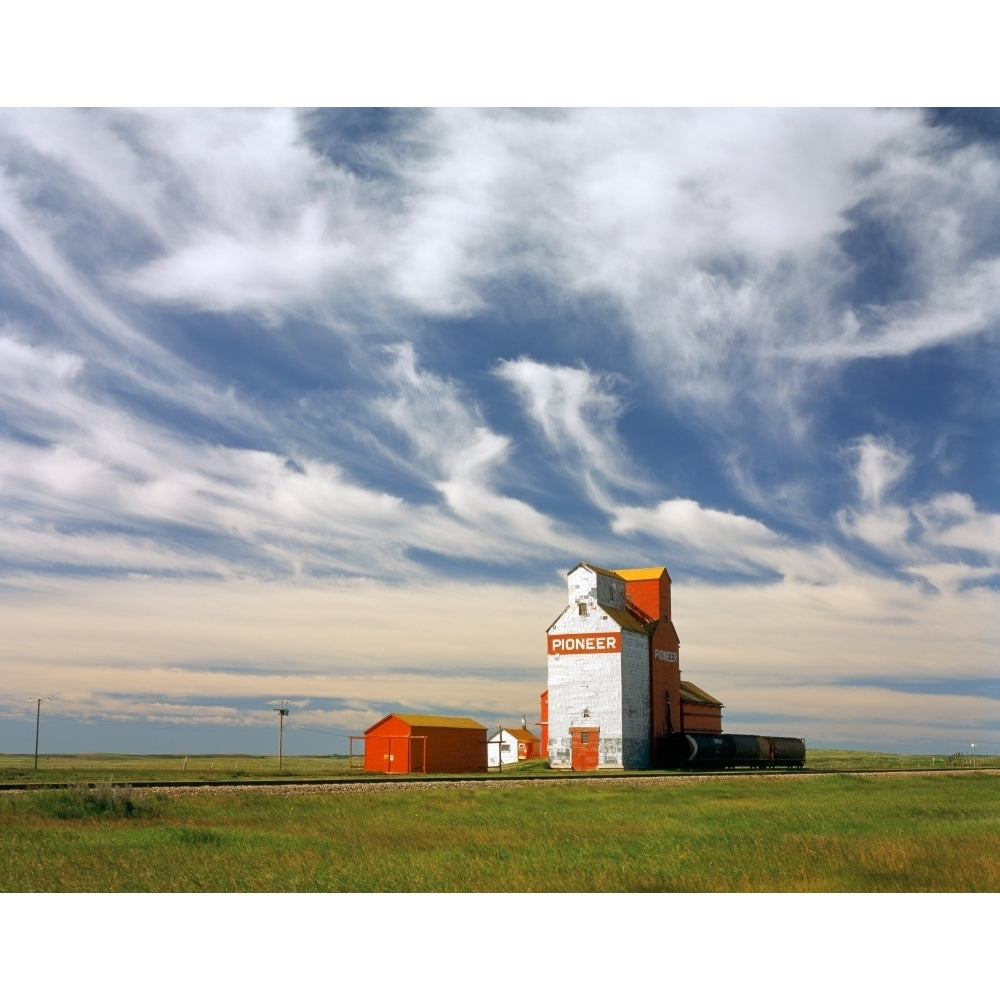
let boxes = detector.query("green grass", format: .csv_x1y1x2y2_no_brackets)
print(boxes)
805,747,992,770
1,771,997,891
0,753,354,785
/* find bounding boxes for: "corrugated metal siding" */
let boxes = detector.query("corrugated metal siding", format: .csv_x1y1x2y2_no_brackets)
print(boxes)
620,626,650,768
547,637,624,768
650,619,682,739
568,563,626,610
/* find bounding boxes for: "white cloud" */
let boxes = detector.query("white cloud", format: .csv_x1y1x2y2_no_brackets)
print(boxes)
0,327,602,578
372,344,581,556
837,436,1000,579
0,333,83,385
9,108,998,437
913,493,1000,559
495,357,638,508
612,497,789,577
676,570,999,689
786,261,1000,363
850,435,911,507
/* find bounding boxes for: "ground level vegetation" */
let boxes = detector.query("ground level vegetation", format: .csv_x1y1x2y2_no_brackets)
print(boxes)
1,752,997,892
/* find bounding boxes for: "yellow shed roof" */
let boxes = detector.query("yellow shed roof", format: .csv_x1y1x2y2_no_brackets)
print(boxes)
393,714,486,729
505,727,539,743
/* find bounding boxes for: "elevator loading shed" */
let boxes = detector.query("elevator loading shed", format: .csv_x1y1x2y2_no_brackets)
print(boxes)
544,562,723,771
361,713,488,774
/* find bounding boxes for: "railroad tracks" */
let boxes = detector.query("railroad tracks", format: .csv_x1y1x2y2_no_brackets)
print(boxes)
2,765,995,793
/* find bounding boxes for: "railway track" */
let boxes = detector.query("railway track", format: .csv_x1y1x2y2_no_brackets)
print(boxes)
2,765,995,794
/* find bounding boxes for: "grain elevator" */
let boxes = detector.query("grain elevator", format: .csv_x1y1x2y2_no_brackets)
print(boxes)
543,562,722,770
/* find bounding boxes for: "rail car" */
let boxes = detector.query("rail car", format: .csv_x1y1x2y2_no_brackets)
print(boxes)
658,732,806,770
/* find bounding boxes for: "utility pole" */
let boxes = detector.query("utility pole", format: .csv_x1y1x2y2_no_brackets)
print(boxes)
31,697,49,770
274,701,289,771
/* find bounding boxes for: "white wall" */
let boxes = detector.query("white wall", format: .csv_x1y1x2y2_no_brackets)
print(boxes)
620,627,651,768
547,564,651,769
487,729,520,767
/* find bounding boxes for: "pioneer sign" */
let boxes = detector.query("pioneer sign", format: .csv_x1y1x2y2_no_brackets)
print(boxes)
547,632,620,655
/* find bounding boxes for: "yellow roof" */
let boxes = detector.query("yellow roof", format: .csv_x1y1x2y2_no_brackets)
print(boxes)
506,727,538,743
613,566,668,580
393,714,486,730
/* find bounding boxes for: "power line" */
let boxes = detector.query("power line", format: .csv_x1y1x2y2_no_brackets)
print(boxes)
287,724,357,739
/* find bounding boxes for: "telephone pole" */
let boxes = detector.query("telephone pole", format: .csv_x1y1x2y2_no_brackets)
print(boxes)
30,697,49,770
274,701,289,771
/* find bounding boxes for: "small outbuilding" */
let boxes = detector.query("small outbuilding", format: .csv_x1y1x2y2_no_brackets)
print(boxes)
361,713,487,774
487,725,541,767
679,681,724,733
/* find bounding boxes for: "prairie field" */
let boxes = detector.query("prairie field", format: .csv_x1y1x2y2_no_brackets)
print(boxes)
1,758,998,892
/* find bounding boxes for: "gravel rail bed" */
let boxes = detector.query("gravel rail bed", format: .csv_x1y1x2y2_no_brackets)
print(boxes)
129,771,830,798
3,768,994,798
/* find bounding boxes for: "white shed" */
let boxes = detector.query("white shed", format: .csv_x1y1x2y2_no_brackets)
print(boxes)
487,725,540,767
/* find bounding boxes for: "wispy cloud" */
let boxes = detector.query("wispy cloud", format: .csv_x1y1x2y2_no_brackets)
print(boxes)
372,343,584,560
786,261,1000,363
837,435,1000,587
495,357,639,509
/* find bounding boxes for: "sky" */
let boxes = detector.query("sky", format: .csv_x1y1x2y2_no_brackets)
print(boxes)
1,107,998,758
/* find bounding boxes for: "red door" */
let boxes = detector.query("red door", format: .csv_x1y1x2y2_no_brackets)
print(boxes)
383,735,409,773
570,727,600,770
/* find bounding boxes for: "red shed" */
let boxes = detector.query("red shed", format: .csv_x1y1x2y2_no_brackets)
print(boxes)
679,681,724,734
362,713,487,774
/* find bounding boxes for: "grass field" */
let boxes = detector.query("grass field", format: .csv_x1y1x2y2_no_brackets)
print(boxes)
1,760,997,892
0,751,355,784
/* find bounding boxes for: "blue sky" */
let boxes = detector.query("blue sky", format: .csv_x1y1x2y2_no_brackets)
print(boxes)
1,108,998,757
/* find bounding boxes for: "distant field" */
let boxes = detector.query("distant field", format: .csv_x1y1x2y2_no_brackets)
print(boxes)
805,747,996,770
1,758,997,892
0,752,355,785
